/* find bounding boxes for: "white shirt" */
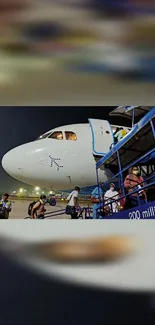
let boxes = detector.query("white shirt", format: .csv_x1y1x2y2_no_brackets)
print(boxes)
67,190,78,207
104,189,120,213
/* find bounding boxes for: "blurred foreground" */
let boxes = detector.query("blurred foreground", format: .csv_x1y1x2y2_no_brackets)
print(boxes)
0,222,155,324
0,1,155,104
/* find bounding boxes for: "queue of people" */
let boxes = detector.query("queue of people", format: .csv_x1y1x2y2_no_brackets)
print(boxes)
90,165,148,218
0,188,81,220
0,193,52,220
0,167,148,220
65,165,148,219
90,183,121,219
29,186,80,220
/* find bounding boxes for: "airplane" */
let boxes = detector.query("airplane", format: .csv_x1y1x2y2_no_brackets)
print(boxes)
2,118,130,194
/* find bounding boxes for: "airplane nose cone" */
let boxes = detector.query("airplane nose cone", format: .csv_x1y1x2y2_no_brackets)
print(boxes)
2,148,24,180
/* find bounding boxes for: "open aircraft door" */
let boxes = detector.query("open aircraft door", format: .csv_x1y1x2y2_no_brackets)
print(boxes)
89,119,114,156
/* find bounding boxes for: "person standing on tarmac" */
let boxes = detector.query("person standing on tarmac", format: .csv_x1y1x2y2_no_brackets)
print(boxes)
91,184,105,219
66,186,80,219
31,195,47,219
0,193,12,219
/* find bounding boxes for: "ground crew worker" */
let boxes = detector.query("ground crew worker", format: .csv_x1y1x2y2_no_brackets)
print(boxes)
91,185,105,219
0,193,12,219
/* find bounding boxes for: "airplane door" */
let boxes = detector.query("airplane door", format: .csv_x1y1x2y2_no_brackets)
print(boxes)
89,119,114,156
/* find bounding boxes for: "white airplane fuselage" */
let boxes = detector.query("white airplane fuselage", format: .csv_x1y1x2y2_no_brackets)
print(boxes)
2,120,129,192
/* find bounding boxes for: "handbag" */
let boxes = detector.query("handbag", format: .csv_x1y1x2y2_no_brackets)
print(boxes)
65,205,75,215
65,192,75,215
0,210,6,219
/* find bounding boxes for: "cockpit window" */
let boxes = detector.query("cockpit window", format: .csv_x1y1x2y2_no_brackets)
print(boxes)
65,131,77,141
48,131,63,140
37,131,52,140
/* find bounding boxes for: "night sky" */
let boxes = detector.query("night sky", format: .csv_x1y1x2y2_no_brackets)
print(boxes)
0,107,129,192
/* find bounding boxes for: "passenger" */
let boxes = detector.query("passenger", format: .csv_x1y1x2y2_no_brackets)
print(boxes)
104,183,120,213
31,194,47,219
65,186,80,219
0,193,12,219
91,184,105,219
113,127,120,144
118,188,126,211
115,127,127,143
114,127,122,143
124,166,147,208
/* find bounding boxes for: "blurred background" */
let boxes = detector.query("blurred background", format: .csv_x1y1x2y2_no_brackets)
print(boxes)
0,0,155,105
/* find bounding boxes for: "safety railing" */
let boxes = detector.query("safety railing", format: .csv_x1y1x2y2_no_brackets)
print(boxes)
94,174,155,218
96,107,155,214
44,205,93,219
24,205,93,219
44,208,66,219
95,145,155,211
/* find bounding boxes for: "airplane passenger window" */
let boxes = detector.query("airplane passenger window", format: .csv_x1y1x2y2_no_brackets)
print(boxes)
48,131,63,140
65,132,77,141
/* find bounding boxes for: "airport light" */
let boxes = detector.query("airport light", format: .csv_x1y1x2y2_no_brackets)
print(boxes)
35,187,40,191
49,191,53,195
19,188,23,193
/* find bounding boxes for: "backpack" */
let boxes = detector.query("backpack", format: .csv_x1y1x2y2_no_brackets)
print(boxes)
0,210,6,219
49,198,56,206
28,200,41,216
